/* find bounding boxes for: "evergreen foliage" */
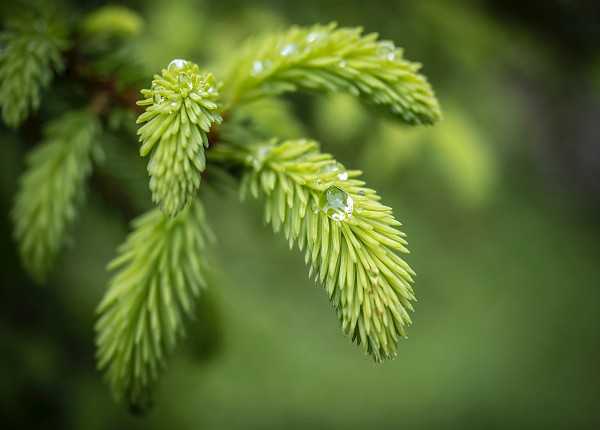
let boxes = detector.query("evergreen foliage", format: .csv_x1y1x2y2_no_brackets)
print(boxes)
0,11,69,128
96,200,213,411
137,60,222,217
4,3,441,411
11,109,100,282
225,23,441,125
235,138,415,361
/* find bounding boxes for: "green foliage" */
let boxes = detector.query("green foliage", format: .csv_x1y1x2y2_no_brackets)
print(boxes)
4,4,441,411
0,12,69,128
95,200,213,411
80,5,144,43
235,139,415,361
137,60,222,217
11,109,100,282
224,23,441,125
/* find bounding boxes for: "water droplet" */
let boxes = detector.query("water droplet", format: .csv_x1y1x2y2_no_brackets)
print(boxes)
320,163,341,174
177,73,192,88
177,73,193,96
168,59,187,71
250,60,272,77
319,186,354,221
280,43,299,57
319,162,347,181
357,191,365,196
151,84,164,104
378,41,396,61
306,31,325,44
339,60,347,68
314,179,323,188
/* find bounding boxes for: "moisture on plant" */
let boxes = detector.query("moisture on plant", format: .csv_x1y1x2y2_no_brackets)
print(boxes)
3,4,441,411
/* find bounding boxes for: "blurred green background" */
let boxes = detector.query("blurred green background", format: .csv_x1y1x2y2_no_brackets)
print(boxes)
1,0,600,428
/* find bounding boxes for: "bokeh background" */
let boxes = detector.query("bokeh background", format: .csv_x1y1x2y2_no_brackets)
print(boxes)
1,0,600,428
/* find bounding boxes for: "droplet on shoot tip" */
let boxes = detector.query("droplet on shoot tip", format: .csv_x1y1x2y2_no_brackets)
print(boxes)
168,59,187,71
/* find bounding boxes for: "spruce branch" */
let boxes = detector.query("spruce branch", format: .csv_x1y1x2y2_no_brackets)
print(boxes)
228,138,416,362
0,12,69,128
1,10,443,410
11,109,101,282
95,199,214,411
224,23,441,125
136,60,222,217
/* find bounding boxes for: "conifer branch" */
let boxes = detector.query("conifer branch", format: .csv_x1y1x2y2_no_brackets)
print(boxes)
224,23,441,125
1,8,442,409
11,109,101,282
95,199,214,411
227,138,416,362
136,60,222,217
0,12,69,128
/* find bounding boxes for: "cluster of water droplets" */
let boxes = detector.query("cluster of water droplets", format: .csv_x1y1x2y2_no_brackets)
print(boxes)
319,185,354,221
150,59,201,112
250,29,330,78
166,59,195,97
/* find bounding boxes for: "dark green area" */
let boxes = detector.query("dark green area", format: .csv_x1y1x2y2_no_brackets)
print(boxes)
1,0,599,428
